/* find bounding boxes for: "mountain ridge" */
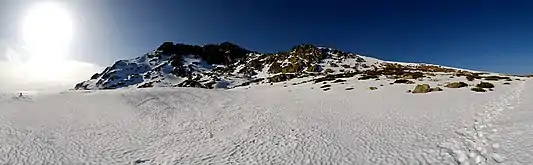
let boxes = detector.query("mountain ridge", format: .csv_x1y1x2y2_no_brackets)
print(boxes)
74,42,509,90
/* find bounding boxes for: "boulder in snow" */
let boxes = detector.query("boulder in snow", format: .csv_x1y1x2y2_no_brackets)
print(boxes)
412,84,431,93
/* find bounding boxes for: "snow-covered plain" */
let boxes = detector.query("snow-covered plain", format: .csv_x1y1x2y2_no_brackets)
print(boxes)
0,77,531,164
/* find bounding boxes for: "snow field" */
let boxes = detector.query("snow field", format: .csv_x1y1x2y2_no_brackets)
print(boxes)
0,78,530,164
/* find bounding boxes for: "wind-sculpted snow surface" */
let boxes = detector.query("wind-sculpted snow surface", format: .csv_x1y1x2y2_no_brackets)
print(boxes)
0,79,532,164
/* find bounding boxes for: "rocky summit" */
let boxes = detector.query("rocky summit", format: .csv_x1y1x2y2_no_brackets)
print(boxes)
74,42,511,90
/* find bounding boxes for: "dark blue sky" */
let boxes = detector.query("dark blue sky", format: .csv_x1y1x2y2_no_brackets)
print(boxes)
2,0,533,74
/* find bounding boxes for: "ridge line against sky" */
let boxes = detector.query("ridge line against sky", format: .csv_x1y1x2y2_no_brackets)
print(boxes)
1,0,532,76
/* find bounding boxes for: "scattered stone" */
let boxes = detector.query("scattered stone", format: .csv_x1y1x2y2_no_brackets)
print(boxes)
320,84,331,88
476,82,495,88
323,88,331,91
412,84,431,93
389,83,394,85
407,90,412,93
471,87,487,92
380,84,384,86
503,82,511,85
489,88,494,91
431,87,443,92
358,75,379,80
134,159,150,164
341,64,351,68
345,87,354,90
369,87,378,90
393,79,415,84
444,82,469,88
333,79,347,83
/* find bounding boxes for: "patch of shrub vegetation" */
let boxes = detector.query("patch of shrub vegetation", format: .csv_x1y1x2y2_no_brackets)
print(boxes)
476,82,495,88
393,79,415,84
483,76,510,81
313,73,357,83
268,74,297,83
269,62,282,74
403,72,424,79
177,80,207,88
444,82,469,88
306,65,320,72
281,62,305,74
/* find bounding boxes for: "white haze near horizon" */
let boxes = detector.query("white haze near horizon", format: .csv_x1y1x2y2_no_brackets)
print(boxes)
0,46,102,92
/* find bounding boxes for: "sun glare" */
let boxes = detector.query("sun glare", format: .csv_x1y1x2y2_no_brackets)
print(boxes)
22,1,73,61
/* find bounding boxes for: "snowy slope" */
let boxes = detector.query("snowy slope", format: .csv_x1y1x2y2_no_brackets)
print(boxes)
79,42,473,91
1,76,531,164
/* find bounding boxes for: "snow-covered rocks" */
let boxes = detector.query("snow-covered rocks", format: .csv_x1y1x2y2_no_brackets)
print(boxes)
74,42,526,97
74,42,392,90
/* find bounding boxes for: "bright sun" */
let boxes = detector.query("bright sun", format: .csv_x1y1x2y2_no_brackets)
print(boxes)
22,1,73,61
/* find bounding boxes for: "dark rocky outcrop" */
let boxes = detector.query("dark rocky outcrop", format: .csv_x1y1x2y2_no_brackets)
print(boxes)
75,41,518,91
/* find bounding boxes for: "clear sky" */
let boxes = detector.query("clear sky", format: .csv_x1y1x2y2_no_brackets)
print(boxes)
0,0,532,90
